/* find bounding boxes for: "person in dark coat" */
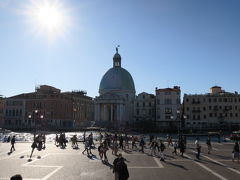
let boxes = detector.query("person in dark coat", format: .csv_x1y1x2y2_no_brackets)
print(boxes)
113,153,129,180
10,136,16,152
179,137,185,157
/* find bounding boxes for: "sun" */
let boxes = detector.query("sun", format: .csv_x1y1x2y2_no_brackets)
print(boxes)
36,3,62,31
23,0,72,40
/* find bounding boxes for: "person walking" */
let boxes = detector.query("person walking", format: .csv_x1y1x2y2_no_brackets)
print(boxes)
10,135,16,153
113,153,129,180
232,142,240,163
30,138,38,159
102,143,109,162
172,140,178,155
206,136,212,154
55,134,59,146
139,137,145,153
179,137,185,157
195,137,201,159
131,136,137,150
159,140,166,161
82,137,90,155
99,132,103,143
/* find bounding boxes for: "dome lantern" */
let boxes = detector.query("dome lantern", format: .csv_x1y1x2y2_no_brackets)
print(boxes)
113,46,121,67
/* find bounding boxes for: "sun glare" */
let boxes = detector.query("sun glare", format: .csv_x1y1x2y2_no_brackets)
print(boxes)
23,0,71,40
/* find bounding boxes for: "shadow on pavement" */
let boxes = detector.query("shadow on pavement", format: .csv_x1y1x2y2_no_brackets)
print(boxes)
163,161,188,170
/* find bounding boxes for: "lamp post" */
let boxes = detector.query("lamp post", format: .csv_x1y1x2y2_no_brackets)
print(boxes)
28,109,43,140
177,110,181,136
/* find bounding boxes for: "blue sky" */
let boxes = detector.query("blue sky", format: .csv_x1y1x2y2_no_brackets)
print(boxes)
0,0,240,98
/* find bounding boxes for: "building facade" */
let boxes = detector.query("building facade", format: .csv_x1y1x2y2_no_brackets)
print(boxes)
95,48,136,129
3,85,94,130
183,86,240,131
155,86,181,130
134,92,155,122
0,96,5,127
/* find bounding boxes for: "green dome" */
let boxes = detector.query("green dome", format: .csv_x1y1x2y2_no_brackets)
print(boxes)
99,67,135,93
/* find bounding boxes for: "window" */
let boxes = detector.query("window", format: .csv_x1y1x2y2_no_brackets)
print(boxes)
115,61,120,66
164,99,172,104
235,106,238,110
203,107,206,111
165,91,171,95
149,110,151,115
236,113,238,117
204,115,206,119
143,102,145,107
136,102,139,107
187,107,189,111
186,98,189,102
209,113,212,117
219,98,222,102
209,106,212,110
143,95,145,99
157,99,160,104
209,98,211,103
176,99,180,104
136,110,139,115
165,108,172,113
149,102,151,107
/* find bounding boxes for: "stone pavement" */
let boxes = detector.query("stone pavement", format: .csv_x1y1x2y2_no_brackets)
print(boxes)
0,141,239,180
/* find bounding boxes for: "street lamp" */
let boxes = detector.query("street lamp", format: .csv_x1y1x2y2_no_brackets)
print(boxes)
177,110,181,136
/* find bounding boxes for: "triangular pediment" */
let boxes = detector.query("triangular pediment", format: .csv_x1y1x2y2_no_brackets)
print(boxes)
95,92,124,100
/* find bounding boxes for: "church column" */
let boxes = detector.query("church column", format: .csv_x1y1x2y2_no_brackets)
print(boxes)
119,104,122,122
111,104,113,122
117,104,119,122
97,103,100,121
103,104,106,121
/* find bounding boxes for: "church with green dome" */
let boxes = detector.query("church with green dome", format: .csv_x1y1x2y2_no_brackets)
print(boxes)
95,47,136,129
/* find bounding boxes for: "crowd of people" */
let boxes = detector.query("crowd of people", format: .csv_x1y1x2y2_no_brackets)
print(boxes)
5,132,240,180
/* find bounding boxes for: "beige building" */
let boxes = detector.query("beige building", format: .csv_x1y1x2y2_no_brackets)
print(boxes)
3,85,94,130
183,86,240,131
134,92,155,123
155,86,181,130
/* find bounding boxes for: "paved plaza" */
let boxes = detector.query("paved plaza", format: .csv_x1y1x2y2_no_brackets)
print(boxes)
0,140,240,180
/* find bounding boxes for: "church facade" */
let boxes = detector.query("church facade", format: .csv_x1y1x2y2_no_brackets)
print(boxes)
94,48,135,129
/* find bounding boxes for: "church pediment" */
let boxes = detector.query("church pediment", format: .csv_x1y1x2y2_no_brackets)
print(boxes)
95,92,124,101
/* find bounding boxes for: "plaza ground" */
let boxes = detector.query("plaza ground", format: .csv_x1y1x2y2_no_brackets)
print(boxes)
0,140,239,180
